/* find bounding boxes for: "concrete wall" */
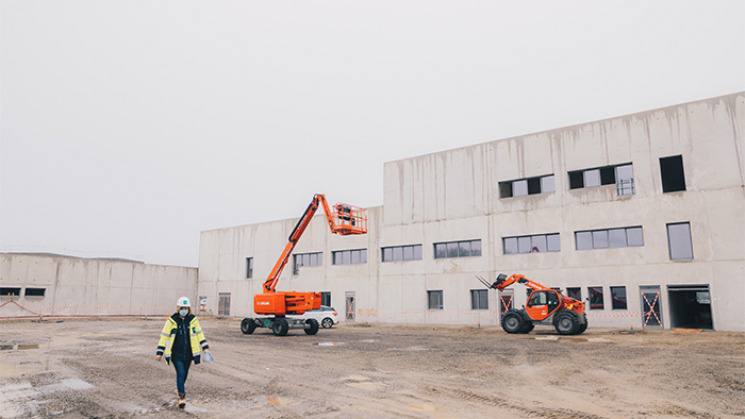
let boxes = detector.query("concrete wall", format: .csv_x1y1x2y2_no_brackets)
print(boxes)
199,92,745,332
0,254,197,317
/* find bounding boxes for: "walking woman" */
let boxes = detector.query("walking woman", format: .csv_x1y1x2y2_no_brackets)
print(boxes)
156,296,210,408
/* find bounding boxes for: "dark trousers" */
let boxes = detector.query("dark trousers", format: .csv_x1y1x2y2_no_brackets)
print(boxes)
172,359,192,396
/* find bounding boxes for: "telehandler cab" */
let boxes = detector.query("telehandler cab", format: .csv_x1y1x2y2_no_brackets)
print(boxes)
478,273,588,335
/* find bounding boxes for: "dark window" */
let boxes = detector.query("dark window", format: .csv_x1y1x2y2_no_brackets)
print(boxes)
611,286,627,309
499,175,555,198
660,155,686,192
382,245,422,262
218,292,231,316
24,288,46,297
0,287,21,296
428,290,443,310
434,240,482,259
246,257,253,279
499,182,513,198
600,166,616,185
567,287,581,301
570,163,633,194
589,287,604,310
667,222,693,260
568,171,584,189
321,292,331,306
471,289,488,310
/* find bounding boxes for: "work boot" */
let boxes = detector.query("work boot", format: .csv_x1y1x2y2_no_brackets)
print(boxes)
178,393,186,409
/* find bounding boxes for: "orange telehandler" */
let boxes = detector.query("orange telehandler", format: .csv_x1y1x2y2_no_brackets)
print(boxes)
478,273,588,335
241,194,367,336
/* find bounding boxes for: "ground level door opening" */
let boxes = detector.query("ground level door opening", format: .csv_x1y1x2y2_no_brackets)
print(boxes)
345,291,356,321
667,285,713,330
218,292,231,316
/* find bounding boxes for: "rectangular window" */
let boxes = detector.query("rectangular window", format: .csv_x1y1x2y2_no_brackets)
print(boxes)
24,288,46,297
382,244,423,262
503,233,560,254
332,249,367,265
246,257,253,279
428,290,443,310
0,287,21,296
575,226,643,250
434,239,482,259
499,174,555,198
569,163,634,195
660,155,686,192
589,287,604,310
293,251,323,274
611,286,627,310
471,289,488,310
321,292,331,307
218,292,231,316
567,287,581,301
667,222,693,260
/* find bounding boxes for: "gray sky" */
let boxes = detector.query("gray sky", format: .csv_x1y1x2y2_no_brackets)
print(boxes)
2,1,744,267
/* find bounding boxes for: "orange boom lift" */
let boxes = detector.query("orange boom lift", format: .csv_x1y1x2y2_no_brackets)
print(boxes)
478,273,588,335
241,194,367,336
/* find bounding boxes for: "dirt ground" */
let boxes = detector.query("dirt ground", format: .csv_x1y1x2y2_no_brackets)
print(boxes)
0,318,743,419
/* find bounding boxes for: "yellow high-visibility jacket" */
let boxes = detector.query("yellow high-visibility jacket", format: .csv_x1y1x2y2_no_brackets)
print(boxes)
156,314,209,365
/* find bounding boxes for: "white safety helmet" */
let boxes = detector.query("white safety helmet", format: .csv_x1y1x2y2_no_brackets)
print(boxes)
177,296,191,307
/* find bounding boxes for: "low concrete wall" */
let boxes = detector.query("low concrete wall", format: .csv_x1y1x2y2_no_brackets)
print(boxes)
0,253,197,318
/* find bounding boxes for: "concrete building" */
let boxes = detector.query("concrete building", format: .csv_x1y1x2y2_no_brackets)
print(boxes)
0,253,197,318
199,92,745,332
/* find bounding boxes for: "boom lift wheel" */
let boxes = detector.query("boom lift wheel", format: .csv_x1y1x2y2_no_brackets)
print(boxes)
241,318,256,335
501,310,524,334
272,318,289,336
304,318,319,335
554,310,580,335
576,313,588,334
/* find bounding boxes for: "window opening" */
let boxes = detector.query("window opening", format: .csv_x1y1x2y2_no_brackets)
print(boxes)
611,286,627,309
589,287,604,310
428,290,443,310
667,222,693,260
471,289,488,310
660,155,686,192
24,288,46,297
246,257,253,279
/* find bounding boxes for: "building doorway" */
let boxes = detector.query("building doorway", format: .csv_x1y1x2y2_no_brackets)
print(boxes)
499,290,513,318
667,285,713,329
345,291,356,321
640,286,662,328
218,292,231,316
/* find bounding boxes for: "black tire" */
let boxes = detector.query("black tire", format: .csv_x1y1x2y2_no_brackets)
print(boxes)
554,310,580,335
304,319,319,335
272,318,289,336
501,311,524,334
321,317,334,329
577,314,588,334
241,318,256,335
519,321,535,333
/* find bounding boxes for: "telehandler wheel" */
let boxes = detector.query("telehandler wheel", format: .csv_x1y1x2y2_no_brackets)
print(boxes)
501,311,524,334
554,311,580,335
304,319,320,335
518,321,535,333
576,314,588,334
272,318,289,336
241,318,256,335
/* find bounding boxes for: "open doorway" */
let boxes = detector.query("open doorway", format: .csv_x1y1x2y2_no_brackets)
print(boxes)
668,285,713,329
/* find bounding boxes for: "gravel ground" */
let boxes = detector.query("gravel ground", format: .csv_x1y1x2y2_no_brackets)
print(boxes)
0,317,743,418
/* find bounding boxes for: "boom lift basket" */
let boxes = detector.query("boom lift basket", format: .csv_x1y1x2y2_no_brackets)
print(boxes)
332,203,367,235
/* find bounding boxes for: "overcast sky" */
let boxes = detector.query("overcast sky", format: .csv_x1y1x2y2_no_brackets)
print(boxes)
1,1,744,267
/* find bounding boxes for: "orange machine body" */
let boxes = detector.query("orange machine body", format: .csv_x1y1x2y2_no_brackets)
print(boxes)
253,194,367,316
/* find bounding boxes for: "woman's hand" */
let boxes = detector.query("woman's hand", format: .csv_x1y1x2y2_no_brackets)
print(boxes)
156,355,162,362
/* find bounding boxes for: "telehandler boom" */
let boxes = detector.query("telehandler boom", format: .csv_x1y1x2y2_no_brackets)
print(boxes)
241,194,367,336
477,273,588,335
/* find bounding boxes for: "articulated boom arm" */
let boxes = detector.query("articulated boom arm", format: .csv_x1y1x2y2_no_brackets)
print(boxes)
263,194,367,293
479,273,553,292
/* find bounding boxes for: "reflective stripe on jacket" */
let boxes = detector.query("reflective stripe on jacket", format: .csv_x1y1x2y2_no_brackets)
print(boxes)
156,314,209,365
